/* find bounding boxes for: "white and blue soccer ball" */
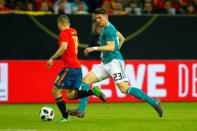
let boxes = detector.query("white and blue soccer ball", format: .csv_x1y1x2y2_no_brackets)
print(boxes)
40,106,54,121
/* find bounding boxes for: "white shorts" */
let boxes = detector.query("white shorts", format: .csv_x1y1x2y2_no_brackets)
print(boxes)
92,59,128,84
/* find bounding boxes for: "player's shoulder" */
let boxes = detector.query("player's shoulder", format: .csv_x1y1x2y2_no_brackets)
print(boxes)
67,28,77,35
104,22,116,33
60,29,67,36
61,28,77,35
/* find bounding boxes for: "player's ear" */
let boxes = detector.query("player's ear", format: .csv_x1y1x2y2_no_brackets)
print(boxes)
105,15,108,19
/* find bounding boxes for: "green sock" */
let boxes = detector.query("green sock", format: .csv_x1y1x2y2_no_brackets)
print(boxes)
78,83,90,112
126,87,156,107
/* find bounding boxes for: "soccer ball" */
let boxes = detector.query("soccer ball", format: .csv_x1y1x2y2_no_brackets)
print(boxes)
40,106,54,121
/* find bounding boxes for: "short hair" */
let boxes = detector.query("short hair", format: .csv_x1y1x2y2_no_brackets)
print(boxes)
57,15,70,25
95,8,107,15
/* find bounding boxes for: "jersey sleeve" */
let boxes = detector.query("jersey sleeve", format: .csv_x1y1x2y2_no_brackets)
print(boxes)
60,31,70,43
104,28,117,41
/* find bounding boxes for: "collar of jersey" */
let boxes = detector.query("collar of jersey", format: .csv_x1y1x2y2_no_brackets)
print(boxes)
106,22,110,27
102,22,110,31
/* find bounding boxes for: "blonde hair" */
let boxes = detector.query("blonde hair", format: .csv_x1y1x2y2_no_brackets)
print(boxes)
57,15,70,25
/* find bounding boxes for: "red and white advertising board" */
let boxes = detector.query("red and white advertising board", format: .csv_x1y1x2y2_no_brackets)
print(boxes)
0,60,197,103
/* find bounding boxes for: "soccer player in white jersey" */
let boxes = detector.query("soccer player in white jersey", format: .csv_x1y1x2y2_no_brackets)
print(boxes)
68,8,163,118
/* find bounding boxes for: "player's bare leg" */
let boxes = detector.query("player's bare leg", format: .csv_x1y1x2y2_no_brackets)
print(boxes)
52,86,70,122
116,81,129,94
65,89,76,100
52,86,64,98
117,81,163,117
83,71,100,84
68,71,106,118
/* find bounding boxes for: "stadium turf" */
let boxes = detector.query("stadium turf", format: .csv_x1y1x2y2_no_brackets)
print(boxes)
0,102,197,131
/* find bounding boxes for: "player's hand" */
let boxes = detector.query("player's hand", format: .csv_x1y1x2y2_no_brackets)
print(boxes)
46,59,53,68
84,47,94,56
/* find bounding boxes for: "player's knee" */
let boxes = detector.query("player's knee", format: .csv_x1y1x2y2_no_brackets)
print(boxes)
66,93,75,100
52,87,62,98
52,90,60,98
66,93,72,100
119,87,127,94
117,83,129,94
52,89,56,96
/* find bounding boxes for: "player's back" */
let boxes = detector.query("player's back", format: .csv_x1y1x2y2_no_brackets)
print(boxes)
59,28,81,68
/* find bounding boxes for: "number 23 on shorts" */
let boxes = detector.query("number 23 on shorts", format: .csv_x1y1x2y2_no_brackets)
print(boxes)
113,73,122,81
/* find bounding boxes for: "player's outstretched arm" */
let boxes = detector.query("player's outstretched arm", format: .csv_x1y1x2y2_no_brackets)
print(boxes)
117,31,125,49
46,42,68,68
84,41,115,56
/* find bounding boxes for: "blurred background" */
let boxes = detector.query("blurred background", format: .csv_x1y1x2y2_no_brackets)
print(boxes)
0,0,197,130
0,0,197,103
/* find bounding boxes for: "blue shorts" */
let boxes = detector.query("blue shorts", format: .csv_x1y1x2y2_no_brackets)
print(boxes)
54,68,82,90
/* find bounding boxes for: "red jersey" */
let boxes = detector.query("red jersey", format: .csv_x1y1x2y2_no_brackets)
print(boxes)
59,28,81,68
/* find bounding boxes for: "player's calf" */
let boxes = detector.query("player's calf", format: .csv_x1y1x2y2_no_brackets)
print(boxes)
52,86,64,98
66,89,76,100
66,89,93,100
66,89,106,102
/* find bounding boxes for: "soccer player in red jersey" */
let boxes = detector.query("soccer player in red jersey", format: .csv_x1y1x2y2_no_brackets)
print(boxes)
46,15,106,122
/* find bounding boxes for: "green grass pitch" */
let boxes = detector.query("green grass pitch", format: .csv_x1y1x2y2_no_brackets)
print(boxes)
0,102,197,131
